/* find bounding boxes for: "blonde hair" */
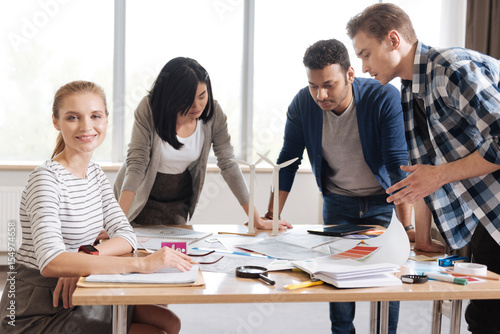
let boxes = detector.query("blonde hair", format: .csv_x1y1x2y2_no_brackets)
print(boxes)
51,81,107,158
346,3,417,44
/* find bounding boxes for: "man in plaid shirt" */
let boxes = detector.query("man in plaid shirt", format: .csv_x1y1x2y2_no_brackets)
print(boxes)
348,3,500,333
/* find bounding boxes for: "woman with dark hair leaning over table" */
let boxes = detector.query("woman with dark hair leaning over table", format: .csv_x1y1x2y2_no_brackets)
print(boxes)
114,57,292,230
0,80,192,333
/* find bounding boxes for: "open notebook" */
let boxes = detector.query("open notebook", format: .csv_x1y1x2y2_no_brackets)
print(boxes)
292,257,401,288
291,212,410,288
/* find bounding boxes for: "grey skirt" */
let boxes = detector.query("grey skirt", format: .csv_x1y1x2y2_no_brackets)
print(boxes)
134,170,193,226
0,263,134,334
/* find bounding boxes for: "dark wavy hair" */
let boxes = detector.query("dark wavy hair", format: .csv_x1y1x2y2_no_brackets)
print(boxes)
303,39,351,73
149,57,214,150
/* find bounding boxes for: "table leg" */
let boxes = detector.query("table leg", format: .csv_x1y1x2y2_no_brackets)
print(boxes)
432,300,442,334
370,301,378,334
112,305,128,334
449,300,462,334
379,301,389,334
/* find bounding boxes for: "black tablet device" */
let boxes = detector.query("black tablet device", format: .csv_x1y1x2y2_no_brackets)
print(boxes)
307,225,373,237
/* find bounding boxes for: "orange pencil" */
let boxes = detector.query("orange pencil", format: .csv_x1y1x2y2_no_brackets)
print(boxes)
439,270,499,281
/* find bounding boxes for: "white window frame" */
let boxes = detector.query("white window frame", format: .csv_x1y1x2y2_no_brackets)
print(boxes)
81,0,468,164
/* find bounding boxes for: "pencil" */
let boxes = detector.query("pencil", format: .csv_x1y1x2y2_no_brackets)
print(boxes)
439,270,499,281
284,280,324,290
217,231,257,237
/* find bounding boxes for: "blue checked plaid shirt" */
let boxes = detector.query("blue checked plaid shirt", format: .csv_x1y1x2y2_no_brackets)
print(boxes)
402,42,500,250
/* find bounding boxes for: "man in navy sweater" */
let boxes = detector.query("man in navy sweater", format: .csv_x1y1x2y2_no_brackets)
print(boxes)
264,39,415,334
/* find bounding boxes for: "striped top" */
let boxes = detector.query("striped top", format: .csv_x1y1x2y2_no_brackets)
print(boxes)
16,160,137,272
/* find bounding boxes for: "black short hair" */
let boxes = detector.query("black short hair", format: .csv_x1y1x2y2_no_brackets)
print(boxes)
148,57,214,150
303,39,351,72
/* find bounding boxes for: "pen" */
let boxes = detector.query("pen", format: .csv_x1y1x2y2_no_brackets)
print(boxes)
284,280,324,290
423,272,468,285
192,247,273,259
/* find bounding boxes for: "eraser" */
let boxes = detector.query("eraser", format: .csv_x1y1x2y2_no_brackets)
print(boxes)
161,241,187,254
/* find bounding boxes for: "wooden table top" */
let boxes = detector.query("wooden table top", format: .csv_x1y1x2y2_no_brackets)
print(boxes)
72,224,500,306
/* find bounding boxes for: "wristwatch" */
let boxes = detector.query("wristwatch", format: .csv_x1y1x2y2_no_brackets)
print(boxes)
401,274,428,284
78,244,99,255
404,225,415,232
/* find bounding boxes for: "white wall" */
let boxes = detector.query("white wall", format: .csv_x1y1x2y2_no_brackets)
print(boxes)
0,167,322,226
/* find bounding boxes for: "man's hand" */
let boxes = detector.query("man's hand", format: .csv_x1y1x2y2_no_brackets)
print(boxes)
406,228,416,242
386,164,445,204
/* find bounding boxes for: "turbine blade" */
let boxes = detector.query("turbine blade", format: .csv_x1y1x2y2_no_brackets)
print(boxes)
255,156,265,165
278,157,299,168
257,153,275,166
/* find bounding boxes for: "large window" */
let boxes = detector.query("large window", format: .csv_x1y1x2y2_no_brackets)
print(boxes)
0,0,465,165
252,0,374,162
124,0,244,160
0,0,114,162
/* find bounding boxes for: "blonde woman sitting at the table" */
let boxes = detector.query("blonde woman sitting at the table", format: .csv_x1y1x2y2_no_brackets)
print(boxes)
0,81,192,334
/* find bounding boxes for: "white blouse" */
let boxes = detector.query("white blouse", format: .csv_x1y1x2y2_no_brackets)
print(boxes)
158,119,205,174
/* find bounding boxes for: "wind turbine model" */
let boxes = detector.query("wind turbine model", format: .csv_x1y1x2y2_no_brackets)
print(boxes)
257,153,298,236
233,155,266,234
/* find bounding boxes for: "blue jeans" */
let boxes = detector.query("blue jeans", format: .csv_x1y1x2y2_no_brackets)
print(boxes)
323,192,400,334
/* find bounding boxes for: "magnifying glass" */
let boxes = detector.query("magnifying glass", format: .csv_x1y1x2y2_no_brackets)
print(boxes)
235,266,276,286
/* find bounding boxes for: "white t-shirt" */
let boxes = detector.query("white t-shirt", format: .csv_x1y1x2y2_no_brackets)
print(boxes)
321,98,385,197
158,119,205,174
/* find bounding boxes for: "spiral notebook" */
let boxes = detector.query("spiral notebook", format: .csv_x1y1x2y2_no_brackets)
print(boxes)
134,226,212,250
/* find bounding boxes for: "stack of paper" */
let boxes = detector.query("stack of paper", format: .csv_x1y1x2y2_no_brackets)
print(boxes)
292,258,401,288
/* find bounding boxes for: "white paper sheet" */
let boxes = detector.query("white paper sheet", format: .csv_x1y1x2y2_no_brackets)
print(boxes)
326,210,410,266
236,238,328,260
361,210,410,267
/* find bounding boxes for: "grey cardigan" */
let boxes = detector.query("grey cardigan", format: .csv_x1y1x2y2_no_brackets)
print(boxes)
113,96,249,223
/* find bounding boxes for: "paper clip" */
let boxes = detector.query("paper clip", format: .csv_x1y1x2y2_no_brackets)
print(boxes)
438,255,468,267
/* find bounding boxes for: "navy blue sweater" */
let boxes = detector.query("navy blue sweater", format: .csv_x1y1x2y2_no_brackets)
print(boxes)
277,77,409,194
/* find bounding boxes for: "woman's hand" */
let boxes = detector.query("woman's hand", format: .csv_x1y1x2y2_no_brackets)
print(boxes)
140,246,193,273
53,277,80,308
256,216,293,230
